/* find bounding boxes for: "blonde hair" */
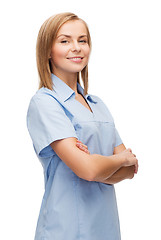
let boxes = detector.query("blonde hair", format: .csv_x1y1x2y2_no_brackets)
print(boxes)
36,12,92,95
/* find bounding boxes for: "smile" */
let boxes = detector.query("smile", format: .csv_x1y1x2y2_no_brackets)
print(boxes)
67,57,83,63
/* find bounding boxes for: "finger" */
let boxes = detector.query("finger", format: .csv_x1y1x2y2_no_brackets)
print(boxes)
86,150,90,154
127,148,132,153
134,161,139,174
82,144,88,149
84,148,90,154
134,165,138,174
76,142,88,149
76,143,87,151
76,140,84,144
76,143,90,154
76,142,82,148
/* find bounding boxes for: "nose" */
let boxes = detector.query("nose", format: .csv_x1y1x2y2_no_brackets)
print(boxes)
71,40,81,52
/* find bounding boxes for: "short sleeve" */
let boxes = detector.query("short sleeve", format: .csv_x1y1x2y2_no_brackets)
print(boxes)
27,94,78,157
114,128,123,147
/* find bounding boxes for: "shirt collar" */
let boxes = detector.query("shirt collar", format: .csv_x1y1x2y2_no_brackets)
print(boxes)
51,74,97,103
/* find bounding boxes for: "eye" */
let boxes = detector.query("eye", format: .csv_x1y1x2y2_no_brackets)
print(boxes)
61,40,68,43
79,40,87,43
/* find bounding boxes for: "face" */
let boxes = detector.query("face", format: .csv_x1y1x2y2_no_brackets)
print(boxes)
50,20,90,77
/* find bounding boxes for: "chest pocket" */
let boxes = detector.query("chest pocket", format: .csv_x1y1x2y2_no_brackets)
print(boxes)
73,119,115,155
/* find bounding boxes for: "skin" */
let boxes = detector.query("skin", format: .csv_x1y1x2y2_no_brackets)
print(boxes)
50,20,90,95
76,140,138,184
49,20,138,183
51,137,138,182
50,20,93,112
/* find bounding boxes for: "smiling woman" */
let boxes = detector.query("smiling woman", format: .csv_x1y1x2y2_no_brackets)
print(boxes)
50,20,90,80
27,12,138,240
36,12,92,95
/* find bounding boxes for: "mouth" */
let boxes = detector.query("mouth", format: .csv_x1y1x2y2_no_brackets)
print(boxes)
67,57,84,63
67,57,84,59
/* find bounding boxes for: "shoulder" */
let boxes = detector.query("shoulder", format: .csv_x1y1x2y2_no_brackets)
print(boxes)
27,87,72,128
28,87,62,110
27,88,67,122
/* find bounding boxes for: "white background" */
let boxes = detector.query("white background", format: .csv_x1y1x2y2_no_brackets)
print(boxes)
0,0,160,239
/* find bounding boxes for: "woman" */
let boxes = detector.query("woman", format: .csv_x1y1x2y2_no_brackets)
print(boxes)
27,12,138,240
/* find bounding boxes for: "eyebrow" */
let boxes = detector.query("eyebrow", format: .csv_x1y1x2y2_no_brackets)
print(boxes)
57,34,88,39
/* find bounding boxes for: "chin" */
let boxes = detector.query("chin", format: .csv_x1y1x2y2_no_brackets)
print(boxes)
66,67,85,73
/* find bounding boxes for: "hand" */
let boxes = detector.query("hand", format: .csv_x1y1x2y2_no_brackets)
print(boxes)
117,148,138,171
134,160,139,174
125,165,136,179
76,140,90,154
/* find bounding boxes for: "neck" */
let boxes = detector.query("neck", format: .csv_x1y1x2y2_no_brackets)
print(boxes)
53,70,79,94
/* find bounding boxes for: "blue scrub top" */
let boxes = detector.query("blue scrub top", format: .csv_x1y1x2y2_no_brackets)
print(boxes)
27,73,123,240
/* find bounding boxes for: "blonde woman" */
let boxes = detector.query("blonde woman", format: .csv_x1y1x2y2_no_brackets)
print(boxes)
27,12,138,240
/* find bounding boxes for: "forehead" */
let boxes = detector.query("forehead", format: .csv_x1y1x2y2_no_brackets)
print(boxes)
57,20,87,37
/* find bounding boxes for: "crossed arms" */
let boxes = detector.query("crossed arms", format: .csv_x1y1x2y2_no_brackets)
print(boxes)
50,138,138,184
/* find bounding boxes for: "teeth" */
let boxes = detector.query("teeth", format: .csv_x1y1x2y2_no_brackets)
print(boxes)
70,58,82,59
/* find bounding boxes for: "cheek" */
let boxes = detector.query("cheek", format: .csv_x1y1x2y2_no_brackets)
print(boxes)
84,46,90,57
83,46,90,62
51,46,66,63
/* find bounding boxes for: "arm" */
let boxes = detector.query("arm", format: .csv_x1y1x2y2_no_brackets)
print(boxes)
99,166,135,184
50,138,137,182
76,142,137,184
98,144,137,184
